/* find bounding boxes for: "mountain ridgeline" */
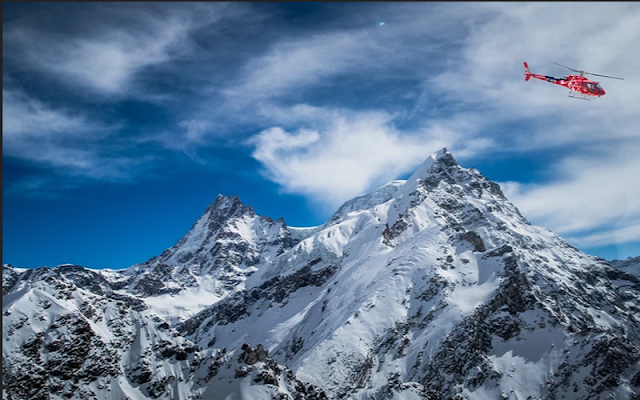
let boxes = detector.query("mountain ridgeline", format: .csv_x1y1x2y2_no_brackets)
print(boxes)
3,148,640,400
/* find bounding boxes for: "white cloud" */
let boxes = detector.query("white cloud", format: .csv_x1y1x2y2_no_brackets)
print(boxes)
178,119,211,144
221,4,462,110
137,119,216,163
5,29,162,94
2,89,100,167
500,140,640,247
249,110,448,211
565,222,640,250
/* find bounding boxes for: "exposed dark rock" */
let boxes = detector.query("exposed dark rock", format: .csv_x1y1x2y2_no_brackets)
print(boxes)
4,312,122,400
180,262,338,337
2,264,22,295
131,273,182,297
105,291,148,311
238,343,270,365
234,343,329,399
458,230,486,252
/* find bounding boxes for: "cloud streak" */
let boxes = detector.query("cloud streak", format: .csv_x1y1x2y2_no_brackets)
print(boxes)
3,3,245,95
2,88,151,191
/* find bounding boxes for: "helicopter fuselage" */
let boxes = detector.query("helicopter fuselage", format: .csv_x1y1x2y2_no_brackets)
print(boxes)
531,73,605,97
524,62,607,97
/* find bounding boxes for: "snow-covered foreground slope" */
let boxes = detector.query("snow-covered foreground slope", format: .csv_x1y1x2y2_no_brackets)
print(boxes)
4,148,640,400
2,266,328,400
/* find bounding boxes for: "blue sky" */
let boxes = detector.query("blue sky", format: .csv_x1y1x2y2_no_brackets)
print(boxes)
3,2,640,269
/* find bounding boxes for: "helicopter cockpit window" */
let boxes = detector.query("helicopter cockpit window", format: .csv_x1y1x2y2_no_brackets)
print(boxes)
587,83,596,92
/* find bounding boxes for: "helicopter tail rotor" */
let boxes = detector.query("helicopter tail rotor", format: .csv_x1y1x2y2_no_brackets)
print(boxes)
524,62,532,81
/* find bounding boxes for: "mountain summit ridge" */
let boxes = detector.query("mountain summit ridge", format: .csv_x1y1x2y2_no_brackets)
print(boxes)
3,148,640,400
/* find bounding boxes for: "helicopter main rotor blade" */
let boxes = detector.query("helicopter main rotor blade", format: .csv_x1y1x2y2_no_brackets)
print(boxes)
554,62,582,73
583,72,624,80
554,62,624,80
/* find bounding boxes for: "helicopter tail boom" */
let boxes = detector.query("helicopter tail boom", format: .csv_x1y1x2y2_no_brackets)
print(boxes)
524,62,532,81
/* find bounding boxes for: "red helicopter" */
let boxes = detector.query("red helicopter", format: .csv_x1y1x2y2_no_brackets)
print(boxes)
524,62,624,100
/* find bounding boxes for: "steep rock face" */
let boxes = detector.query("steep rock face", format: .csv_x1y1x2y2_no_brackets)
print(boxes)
4,148,640,400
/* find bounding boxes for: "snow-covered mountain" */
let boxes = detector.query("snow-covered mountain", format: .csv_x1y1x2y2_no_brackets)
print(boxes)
4,148,640,400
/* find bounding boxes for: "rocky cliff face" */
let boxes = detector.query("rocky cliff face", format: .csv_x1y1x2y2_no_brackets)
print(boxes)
3,148,640,400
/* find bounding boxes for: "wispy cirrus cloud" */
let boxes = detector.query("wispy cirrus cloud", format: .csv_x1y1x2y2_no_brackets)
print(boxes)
2,89,93,139
224,30,376,105
2,88,150,187
2,2,255,192
3,3,247,95
219,3,469,112
3,88,103,168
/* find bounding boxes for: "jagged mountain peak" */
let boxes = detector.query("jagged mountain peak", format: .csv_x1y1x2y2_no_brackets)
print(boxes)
379,147,524,251
610,255,640,278
205,194,256,220
3,263,122,298
151,193,261,266
326,148,475,228
113,193,303,312
398,147,504,200
405,147,453,183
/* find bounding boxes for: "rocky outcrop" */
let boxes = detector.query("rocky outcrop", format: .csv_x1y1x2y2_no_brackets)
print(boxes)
179,260,338,338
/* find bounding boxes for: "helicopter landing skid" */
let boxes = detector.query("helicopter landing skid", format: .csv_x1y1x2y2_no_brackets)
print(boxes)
568,92,593,101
